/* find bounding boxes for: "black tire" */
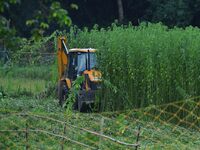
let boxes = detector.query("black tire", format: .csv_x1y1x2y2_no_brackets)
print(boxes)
58,81,67,106
73,96,78,110
77,94,83,112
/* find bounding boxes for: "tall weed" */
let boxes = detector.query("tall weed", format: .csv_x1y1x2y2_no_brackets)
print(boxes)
69,23,200,111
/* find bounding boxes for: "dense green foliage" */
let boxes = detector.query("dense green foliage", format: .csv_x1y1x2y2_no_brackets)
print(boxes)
2,0,200,55
2,0,200,39
68,23,200,111
25,1,74,40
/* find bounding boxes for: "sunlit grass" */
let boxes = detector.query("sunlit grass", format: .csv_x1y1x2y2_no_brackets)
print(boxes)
0,77,47,95
0,65,53,80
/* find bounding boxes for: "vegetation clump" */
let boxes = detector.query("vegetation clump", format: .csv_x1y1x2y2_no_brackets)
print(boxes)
68,23,200,111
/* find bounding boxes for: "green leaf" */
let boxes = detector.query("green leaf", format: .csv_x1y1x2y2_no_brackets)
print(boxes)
26,20,36,26
40,22,49,29
70,3,78,10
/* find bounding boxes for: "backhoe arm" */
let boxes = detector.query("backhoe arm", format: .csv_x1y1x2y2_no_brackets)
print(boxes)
57,37,69,80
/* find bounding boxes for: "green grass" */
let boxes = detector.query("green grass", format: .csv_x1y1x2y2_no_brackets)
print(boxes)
0,65,57,97
0,77,47,96
0,65,53,80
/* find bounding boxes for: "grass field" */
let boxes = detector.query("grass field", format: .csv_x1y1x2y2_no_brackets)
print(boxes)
0,65,55,97
0,77,47,96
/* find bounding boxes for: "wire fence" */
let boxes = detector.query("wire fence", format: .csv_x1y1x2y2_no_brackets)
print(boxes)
0,33,56,66
0,97,199,149
102,97,200,149
0,110,140,149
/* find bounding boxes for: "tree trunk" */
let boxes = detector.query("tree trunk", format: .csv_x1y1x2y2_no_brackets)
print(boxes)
117,0,124,23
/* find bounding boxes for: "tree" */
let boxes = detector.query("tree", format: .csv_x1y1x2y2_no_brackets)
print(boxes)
189,0,200,26
0,0,20,12
117,0,124,23
0,0,20,50
26,1,77,41
145,0,192,27
2,0,200,40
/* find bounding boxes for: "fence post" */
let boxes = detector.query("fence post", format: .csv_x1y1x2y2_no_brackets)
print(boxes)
135,126,141,150
99,117,104,149
61,123,67,150
25,116,29,150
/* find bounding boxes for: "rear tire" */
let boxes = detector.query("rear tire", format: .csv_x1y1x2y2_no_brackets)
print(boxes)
78,94,83,112
73,97,78,110
58,81,67,106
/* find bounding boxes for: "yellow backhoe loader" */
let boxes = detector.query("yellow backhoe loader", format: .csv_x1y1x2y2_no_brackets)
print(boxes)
57,37,101,111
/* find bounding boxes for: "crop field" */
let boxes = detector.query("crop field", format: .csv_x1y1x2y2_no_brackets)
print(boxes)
0,23,200,149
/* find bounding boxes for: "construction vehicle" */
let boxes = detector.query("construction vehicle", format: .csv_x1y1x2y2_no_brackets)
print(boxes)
57,37,101,111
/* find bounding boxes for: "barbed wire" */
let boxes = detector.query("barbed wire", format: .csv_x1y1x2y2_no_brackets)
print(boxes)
0,110,141,149
0,50,56,55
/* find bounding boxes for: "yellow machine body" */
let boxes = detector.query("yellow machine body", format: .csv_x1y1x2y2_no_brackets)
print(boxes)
57,36,101,110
